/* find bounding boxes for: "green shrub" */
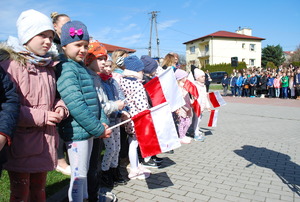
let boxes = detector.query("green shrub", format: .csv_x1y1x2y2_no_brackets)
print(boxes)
291,61,300,67
266,61,277,69
202,62,247,74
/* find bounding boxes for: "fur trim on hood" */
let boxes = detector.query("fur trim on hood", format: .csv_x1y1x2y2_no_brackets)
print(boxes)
0,43,27,66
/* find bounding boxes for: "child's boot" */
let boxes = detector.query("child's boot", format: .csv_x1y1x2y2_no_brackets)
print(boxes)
100,169,114,188
111,167,127,186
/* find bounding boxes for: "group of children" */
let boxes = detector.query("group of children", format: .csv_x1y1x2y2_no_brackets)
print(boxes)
221,66,300,99
0,9,212,202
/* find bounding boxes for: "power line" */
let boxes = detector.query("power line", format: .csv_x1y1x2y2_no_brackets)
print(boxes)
157,48,186,54
148,11,160,58
156,22,198,38
130,47,148,50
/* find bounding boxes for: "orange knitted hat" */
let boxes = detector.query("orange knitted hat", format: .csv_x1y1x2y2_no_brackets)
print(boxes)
85,41,107,66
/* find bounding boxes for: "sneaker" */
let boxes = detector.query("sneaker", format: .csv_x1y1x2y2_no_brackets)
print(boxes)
56,165,71,176
180,136,191,144
151,155,163,163
141,158,161,168
138,164,151,174
165,150,174,154
111,167,127,186
194,135,206,142
198,130,204,135
128,168,149,180
195,130,203,136
98,189,118,202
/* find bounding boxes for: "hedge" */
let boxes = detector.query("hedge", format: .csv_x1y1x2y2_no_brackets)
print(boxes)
202,62,247,74
291,61,300,67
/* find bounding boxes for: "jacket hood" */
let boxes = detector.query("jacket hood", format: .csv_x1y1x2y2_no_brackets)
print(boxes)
0,43,27,66
0,37,58,67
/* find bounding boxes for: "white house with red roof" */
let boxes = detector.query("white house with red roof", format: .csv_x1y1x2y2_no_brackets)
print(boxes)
183,28,265,69
283,51,294,63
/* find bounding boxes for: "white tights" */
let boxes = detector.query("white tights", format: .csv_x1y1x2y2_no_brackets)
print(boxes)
128,135,139,170
66,138,93,201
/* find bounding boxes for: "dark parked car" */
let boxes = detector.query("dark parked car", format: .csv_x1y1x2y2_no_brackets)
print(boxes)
210,71,227,84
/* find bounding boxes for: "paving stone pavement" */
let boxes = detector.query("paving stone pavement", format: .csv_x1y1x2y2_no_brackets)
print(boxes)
113,97,300,202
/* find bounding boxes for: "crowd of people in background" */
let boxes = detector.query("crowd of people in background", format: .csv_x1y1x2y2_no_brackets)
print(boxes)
221,65,300,99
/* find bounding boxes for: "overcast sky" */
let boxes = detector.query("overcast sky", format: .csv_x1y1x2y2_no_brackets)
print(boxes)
1,0,299,57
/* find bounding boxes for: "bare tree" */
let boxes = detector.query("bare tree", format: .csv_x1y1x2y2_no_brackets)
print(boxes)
289,44,300,63
179,54,186,65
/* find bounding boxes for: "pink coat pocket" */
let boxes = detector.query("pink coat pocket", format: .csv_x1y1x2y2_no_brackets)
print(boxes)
11,127,44,159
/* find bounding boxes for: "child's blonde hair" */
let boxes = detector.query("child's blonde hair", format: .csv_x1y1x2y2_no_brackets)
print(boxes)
111,49,129,71
161,54,176,69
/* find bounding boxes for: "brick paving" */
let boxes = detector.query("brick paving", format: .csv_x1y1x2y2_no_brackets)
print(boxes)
48,96,300,202
113,96,300,202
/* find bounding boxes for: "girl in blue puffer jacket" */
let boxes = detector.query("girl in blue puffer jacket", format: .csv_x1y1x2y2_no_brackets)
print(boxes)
56,21,111,201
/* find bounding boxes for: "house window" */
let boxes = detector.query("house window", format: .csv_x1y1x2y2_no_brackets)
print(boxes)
205,44,209,52
205,59,209,65
249,59,255,66
250,44,255,51
242,58,245,62
242,43,245,49
190,46,195,54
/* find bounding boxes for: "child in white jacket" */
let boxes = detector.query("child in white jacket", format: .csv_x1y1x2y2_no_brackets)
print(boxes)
192,68,211,141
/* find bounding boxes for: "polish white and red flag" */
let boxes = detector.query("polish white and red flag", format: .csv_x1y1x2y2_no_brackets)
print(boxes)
208,109,219,127
208,91,226,108
185,73,201,117
132,102,181,158
144,67,185,112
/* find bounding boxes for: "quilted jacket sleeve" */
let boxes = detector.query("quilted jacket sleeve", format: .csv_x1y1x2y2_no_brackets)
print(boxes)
100,107,109,126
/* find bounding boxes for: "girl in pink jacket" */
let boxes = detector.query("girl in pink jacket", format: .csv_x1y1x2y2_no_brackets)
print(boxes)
174,69,192,144
0,9,68,201
273,75,281,98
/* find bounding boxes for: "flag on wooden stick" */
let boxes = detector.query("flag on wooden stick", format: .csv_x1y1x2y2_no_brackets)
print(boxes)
144,67,185,112
186,72,201,117
208,91,226,108
183,79,199,99
131,102,181,158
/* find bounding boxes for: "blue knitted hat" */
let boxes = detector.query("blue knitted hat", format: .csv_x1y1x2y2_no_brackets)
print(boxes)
140,55,158,74
61,20,89,46
124,55,144,72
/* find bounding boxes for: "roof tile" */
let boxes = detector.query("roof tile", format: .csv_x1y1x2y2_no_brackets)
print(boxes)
100,42,136,53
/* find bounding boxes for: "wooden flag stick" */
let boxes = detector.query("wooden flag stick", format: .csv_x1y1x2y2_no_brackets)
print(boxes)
107,103,169,131
107,118,132,131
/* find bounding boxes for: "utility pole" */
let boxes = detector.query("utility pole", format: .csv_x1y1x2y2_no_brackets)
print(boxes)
148,11,160,58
